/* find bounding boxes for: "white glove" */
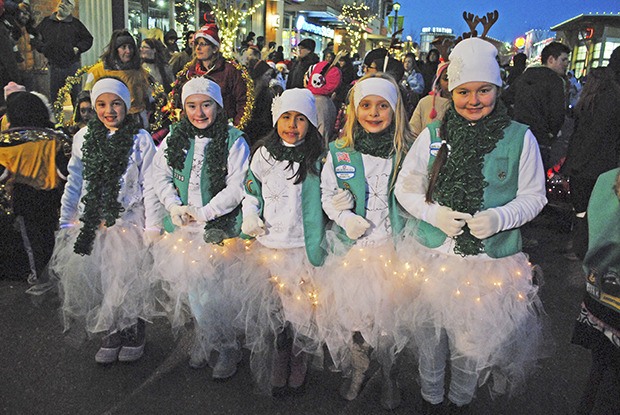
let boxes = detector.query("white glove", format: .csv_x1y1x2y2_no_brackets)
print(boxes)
186,206,208,223
241,214,265,237
467,210,501,240
332,188,355,211
433,205,472,237
169,205,190,227
344,215,370,240
143,228,162,246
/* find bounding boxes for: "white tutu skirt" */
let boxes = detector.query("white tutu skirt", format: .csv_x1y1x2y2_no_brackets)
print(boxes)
50,220,156,335
151,226,245,361
314,234,412,372
234,243,322,392
398,239,546,394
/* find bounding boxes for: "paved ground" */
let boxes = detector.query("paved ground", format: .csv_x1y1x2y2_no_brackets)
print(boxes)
0,207,591,415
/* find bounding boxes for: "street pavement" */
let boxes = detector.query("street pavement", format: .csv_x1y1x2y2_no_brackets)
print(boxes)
1,208,591,415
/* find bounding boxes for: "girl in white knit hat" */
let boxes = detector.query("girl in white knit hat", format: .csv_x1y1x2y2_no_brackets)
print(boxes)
316,72,414,409
146,76,250,380
51,77,161,364
395,37,547,413
236,88,326,396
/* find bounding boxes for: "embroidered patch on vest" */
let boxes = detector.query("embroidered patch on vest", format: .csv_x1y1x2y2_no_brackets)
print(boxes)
336,152,351,163
245,179,255,194
335,164,355,180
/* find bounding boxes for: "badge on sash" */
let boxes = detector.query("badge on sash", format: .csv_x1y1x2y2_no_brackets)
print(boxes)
336,152,351,163
335,164,355,180
429,141,451,157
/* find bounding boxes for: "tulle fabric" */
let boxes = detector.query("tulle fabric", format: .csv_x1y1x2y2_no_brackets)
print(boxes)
150,226,245,362
314,230,412,374
397,237,547,395
50,219,157,335
235,242,322,393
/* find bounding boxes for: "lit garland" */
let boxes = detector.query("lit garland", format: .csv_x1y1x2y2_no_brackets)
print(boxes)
211,0,265,58
149,79,167,132
53,64,95,127
229,58,254,131
339,3,377,56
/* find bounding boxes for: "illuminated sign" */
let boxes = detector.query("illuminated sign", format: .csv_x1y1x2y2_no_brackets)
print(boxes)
514,37,526,49
421,27,453,34
295,15,335,39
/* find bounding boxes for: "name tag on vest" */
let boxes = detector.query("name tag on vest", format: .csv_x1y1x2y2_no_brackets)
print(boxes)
335,164,355,180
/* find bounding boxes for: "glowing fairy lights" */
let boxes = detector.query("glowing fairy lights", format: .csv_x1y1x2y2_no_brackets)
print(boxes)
210,0,265,58
338,2,376,56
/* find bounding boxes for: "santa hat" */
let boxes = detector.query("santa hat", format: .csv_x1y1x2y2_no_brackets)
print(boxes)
447,37,501,91
429,61,449,120
195,23,220,48
353,77,398,112
181,77,223,108
91,78,132,110
271,88,318,127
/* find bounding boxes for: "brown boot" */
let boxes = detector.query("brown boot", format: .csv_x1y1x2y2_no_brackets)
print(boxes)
339,338,371,401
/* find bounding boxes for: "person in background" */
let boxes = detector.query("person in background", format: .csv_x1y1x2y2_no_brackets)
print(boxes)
84,29,152,128
169,30,195,76
173,22,249,129
35,0,93,104
409,61,450,138
420,48,440,96
0,1,22,109
66,89,94,135
512,41,570,171
164,29,179,56
561,47,620,260
501,52,527,116
140,38,174,94
286,39,319,89
401,52,425,95
571,167,620,415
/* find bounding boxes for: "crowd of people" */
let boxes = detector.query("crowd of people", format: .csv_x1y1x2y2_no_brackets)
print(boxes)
1,1,619,414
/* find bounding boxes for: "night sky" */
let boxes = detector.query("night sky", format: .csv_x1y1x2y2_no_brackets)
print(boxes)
395,0,619,42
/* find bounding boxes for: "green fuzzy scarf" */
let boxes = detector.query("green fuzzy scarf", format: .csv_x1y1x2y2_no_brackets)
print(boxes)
433,101,511,256
74,118,140,255
354,124,395,159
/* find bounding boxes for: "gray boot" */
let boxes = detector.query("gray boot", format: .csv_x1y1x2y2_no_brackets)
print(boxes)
380,362,401,410
339,336,371,401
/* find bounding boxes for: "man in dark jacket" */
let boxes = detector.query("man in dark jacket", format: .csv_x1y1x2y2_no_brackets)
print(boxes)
286,38,319,89
512,42,570,170
35,0,93,104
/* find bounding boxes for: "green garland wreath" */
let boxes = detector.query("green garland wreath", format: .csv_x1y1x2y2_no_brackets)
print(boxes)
164,114,239,245
432,101,511,256
73,118,140,255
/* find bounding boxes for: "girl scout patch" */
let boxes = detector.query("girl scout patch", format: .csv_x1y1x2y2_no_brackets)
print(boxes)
335,164,355,180
429,141,451,157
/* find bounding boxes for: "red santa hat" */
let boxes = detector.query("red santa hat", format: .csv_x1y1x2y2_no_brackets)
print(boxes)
195,23,220,48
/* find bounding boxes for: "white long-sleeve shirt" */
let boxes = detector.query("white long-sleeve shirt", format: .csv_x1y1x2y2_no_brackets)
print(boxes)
59,126,161,228
148,132,249,226
242,146,306,249
394,126,547,256
321,152,393,246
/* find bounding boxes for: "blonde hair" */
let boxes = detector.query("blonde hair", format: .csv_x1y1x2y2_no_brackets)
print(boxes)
337,72,413,174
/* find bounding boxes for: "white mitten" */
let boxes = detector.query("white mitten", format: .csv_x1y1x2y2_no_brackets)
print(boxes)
467,210,501,240
241,214,266,237
332,188,355,211
169,205,190,227
143,227,162,246
433,205,472,237
186,206,208,223
344,215,371,240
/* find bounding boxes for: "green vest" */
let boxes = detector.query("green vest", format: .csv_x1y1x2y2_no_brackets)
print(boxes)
413,120,528,258
328,141,405,246
243,162,327,267
583,168,620,315
162,125,245,236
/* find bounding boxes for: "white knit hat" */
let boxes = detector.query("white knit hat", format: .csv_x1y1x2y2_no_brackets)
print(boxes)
447,38,502,91
353,77,398,112
271,88,318,127
91,78,132,110
181,77,224,108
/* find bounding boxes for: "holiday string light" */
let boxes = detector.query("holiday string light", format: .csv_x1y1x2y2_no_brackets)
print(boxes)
211,0,265,58
338,2,377,56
